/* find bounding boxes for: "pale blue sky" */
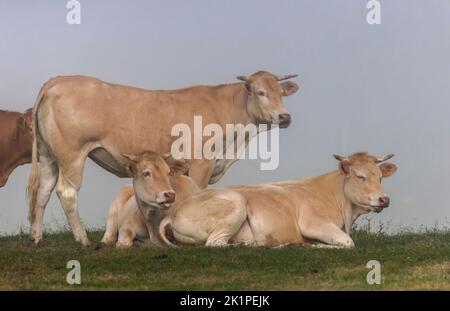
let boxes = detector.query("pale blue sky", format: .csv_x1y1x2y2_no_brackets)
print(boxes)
0,0,449,233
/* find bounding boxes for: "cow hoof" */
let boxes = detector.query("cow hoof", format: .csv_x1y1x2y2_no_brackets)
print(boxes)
81,241,91,248
29,230,38,242
76,235,91,248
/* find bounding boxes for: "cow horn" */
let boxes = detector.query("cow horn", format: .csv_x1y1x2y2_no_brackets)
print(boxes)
122,153,139,163
375,154,394,163
333,154,346,162
277,74,298,81
236,76,249,82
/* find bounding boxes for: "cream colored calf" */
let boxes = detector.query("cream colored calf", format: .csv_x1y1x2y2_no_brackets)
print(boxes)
101,174,199,248
160,152,397,249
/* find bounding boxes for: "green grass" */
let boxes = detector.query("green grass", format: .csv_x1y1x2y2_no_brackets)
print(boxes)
0,229,448,290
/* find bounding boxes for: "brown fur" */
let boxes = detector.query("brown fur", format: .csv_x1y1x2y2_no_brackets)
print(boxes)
0,108,33,188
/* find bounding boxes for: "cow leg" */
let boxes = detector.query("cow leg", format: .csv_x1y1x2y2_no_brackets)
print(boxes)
55,155,91,247
302,222,355,249
101,186,134,246
170,192,247,246
100,198,121,246
117,227,136,248
204,196,247,247
309,242,345,249
29,154,58,244
188,159,215,189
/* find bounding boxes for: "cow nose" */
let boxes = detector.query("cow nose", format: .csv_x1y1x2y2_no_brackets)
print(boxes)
379,196,390,208
278,113,291,128
163,190,176,203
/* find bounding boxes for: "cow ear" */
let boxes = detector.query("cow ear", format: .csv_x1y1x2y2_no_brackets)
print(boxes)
333,154,351,176
168,159,190,176
17,116,27,130
339,160,351,176
244,82,252,94
380,162,397,178
122,154,138,177
126,163,137,177
280,81,299,96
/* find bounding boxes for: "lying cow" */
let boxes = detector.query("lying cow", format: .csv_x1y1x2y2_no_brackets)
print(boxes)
28,71,299,246
100,153,199,248
159,152,397,248
0,109,32,187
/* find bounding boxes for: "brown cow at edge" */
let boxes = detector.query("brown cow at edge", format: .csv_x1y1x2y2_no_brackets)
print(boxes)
0,109,33,187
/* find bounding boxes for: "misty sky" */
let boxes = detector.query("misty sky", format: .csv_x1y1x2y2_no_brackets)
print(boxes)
0,0,449,234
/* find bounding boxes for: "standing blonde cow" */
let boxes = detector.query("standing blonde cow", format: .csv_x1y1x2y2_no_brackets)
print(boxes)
28,71,299,246
159,152,397,248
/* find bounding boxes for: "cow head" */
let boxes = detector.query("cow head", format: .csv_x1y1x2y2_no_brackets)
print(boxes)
237,71,299,128
16,109,33,155
122,151,189,210
333,152,397,213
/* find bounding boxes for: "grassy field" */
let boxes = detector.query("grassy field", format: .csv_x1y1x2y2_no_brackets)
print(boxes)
0,228,448,290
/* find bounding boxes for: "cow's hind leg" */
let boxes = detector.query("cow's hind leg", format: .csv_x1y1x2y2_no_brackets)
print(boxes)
100,198,120,247
55,153,91,247
29,152,58,245
100,187,134,246
204,195,247,247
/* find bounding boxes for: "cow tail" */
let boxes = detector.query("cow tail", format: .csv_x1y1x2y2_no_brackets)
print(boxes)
159,216,177,247
27,88,46,224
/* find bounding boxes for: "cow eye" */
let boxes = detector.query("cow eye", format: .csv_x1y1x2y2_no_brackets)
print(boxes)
356,175,366,182
143,171,152,178
257,90,266,97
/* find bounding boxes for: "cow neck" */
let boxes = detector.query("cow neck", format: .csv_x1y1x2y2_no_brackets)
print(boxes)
311,171,354,233
218,83,254,127
0,135,31,177
329,172,371,233
134,195,166,245
0,128,21,176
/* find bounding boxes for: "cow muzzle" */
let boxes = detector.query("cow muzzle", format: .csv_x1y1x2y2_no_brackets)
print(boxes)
378,196,390,208
156,190,176,209
278,113,291,128
368,194,390,212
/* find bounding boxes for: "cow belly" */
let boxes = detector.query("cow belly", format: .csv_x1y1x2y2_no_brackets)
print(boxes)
211,159,228,177
89,147,128,177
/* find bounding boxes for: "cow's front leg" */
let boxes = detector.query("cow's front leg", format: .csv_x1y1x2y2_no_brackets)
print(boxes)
188,159,215,189
309,242,346,249
302,222,355,249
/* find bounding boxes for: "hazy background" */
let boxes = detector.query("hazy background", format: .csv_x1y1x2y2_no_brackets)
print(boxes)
0,0,449,234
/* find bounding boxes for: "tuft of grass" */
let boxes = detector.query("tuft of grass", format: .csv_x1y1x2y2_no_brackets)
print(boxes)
0,228,448,290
